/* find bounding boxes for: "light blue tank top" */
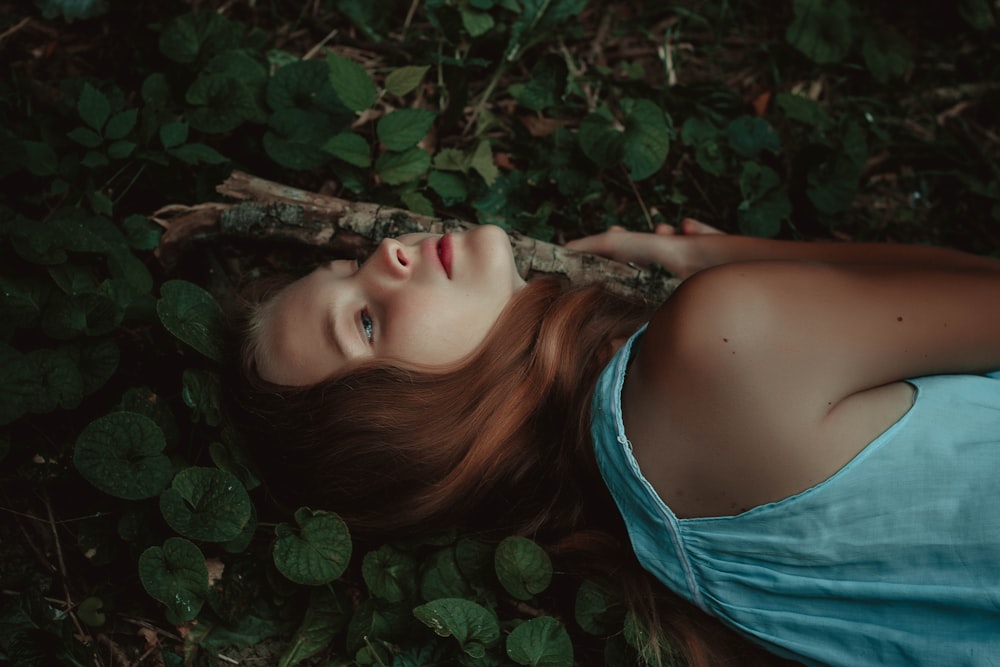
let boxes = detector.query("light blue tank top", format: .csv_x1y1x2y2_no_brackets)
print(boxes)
591,325,1000,666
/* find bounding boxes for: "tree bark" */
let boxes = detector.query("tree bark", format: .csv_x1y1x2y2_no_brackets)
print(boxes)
154,170,678,304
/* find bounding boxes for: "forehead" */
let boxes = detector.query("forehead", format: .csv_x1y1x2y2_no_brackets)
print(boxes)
254,267,348,386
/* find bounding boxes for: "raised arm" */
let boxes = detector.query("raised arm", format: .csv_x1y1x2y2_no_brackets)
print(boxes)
567,220,1000,277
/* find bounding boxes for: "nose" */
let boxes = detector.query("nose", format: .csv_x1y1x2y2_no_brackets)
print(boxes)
373,238,411,279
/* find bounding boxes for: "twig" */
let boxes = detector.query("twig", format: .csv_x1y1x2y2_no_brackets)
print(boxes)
302,28,338,60
96,633,130,667
0,16,31,43
0,505,111,524
43,490,88,640
402,0,421,37
1,489,57,575
681,160,720,220
625,167,654,230
120,617,184,643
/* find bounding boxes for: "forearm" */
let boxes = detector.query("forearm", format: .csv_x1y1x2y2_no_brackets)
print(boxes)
672,235,1000,278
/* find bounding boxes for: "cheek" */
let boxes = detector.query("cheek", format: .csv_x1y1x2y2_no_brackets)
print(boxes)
395,299,498,365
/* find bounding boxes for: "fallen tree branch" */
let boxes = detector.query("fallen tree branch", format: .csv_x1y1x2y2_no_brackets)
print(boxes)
154,170,678,304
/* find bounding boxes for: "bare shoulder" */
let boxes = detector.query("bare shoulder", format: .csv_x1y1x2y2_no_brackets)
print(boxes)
621,263,915,518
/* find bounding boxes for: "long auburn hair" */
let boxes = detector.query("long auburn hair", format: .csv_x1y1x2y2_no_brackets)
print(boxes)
226,275,796,667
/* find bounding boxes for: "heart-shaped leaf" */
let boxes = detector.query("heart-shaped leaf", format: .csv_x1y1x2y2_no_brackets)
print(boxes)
159,467,252,542
272,508,352,585
138,537,207,622
74,411,172,500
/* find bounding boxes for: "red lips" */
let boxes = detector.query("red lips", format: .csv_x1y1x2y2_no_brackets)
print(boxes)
437,234,453,278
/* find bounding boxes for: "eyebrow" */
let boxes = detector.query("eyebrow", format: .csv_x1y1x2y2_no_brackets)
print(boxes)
324,301,350,368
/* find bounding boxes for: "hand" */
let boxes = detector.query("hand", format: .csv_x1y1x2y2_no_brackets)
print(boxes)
565,219,724,277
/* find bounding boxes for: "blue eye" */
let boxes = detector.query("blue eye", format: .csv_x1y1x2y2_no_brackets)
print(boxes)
361,310,374,342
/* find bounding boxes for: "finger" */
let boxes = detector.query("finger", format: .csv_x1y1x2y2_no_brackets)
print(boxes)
653,223,677,236
680,218,725,235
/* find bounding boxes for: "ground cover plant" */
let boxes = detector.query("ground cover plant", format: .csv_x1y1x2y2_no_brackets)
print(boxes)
1,0,998,664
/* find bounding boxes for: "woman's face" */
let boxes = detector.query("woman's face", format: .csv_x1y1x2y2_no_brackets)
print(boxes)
255,224,526,386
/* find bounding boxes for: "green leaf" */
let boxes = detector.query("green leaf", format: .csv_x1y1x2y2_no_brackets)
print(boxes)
77,83,110,131
26,347,83,412
327,52,376,112
323,131,371,167
104,109,137,140
41,290,121,339
506,0,588,61
123,215,163,251
159,121,189,149
90,190,113,215
363,545,417,603
80,150,109,168
209,434,261,491
738,191,791,237
495,536,553,600
399,191,434,216
385,65,430,97
579,108,624,166
509,54,568,111
0,275,49,329
807,154,861,214
620,99,671,181
420,546,475,601
960,0,996,30
428,170,468,205
574,581,625,636
181,368,221,426
156,279,226,362
775,92,833,130
470,140,499,186
138,538,207,622
186,74,259,134
455,536,495,586
506,616,573,667
413,598,500,659
273,508,352,585
76,597,106,628
279,587,350,667
168,143,228,165
67,127,103,148
159,467,252,542
75,338,120,395
264,108,335,171
433,147,471,172
73,411,172,500
460,6,495,36
0,344,39,425
738,162,790,237
377,109,437,151
375,147,431,185
142,72,172,106
726,116,781,159
118,387,180,448
107,139,136,160
158,10,240,64
786,0,854,64
48,263,96,296
267,58,350,117
21,141,58,176
203,51,268,90
345,598,408,656
862,27,912,84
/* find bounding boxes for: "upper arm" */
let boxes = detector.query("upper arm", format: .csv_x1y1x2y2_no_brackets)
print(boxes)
653,260,1000,403
623,260,1000,515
